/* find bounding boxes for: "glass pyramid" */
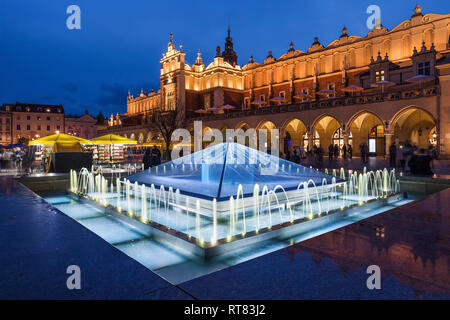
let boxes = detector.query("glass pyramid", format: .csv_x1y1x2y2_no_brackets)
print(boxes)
126,142,338,201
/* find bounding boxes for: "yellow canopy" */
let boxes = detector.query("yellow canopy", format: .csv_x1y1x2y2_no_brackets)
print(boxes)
53,142,83,153
141,142,163,147
29,133,91,146
91,134,137,145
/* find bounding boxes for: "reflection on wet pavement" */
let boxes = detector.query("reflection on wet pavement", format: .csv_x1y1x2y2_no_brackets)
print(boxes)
180,190,450,299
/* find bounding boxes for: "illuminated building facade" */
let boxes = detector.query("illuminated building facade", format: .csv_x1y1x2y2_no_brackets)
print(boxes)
103,5,450,157
64,110,98,139
0,111,12,145
0,103,65,143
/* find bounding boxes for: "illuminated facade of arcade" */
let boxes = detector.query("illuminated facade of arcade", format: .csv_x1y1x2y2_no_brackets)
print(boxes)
102,5,450,157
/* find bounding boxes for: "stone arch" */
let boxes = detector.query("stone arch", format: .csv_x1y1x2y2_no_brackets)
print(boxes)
311,114,342,152
423,28,434,49
347,110,385,156
202,126,213,135
281,117,308,154
256,120,278,150
346,110,384,132
390,106,437,149
235,121,251,131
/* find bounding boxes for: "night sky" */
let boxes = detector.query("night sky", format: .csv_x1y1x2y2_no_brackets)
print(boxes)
1,0,449,117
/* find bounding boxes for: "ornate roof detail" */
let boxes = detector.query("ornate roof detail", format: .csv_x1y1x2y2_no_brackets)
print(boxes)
162,33,181,58
216,46,221,58
413,41,437,56
340,26,348,39
221,25,238,66
412,4,423,17
264,50,276,64
367,24,389,37
288,41,295,52
242,55,261,70
308,37,324,52
194,49,204,65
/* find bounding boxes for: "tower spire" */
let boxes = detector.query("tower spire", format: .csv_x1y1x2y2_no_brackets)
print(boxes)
221,25,238,66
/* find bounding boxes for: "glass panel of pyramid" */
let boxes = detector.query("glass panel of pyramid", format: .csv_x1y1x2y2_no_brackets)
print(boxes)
126,142,339,201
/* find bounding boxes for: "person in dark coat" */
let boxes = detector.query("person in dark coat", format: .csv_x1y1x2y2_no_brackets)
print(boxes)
333,144,339,159
348,144,353,159
360,143,365,163
151,145,161,166
142,148,151,169
389,143,397,167
328,144,333,160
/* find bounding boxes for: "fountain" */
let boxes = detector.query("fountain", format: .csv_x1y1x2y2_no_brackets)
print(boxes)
69,142,402,258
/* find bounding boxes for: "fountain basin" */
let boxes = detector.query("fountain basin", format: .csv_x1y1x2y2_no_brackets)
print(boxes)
68,191,403,259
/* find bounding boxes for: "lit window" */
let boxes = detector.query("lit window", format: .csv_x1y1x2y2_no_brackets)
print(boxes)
375,70,385,82
328,83,335,98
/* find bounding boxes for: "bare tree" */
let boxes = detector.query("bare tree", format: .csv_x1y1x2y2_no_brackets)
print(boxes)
152,110,184,160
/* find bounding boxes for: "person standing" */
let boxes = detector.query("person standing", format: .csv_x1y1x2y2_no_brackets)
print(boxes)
142,148,151,170
328,144,333,160
348,144,352,160
151,145,161,166
333,144,339,159
363,143,369,163
360,143,365,163
342,144,347,160
389,143,397,167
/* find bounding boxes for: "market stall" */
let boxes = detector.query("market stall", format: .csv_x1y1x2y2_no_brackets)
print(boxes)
29,133,92,172
90,134,137,165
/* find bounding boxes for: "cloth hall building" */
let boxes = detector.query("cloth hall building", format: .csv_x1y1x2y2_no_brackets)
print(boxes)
102,5,450,158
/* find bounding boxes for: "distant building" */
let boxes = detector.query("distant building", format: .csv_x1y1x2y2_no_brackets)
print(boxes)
0,103,104,143
0,103,64,143
0,111,12,145
64,110,98,139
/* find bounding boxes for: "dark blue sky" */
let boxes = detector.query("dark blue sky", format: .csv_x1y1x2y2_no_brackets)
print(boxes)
1,0,449,117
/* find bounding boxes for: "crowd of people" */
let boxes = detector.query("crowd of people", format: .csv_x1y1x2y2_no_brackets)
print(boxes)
389,141,437,175
282,143,353,167
0,148,26,171
281,140,438,176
